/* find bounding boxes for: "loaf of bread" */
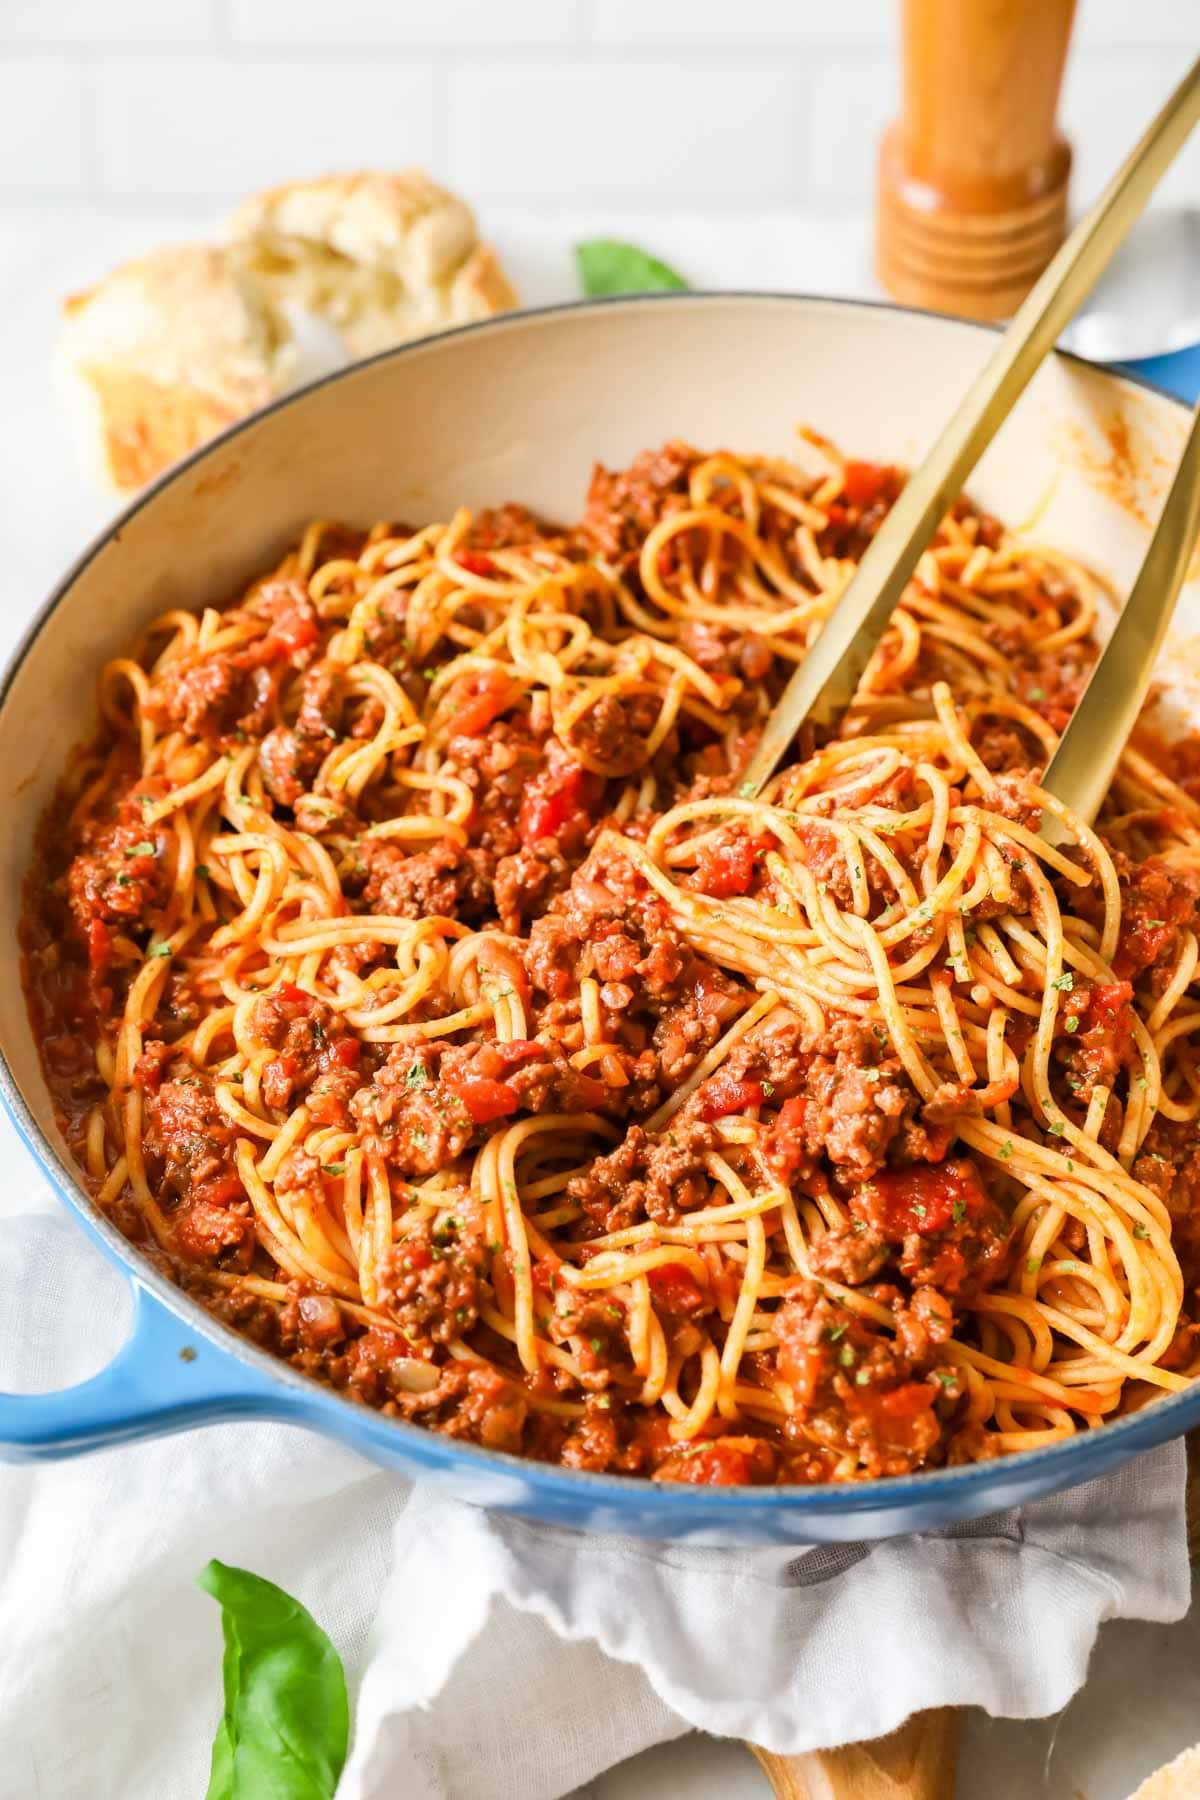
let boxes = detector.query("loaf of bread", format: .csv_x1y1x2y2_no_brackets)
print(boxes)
1128,1743,1200,1798
227,169,518,355
57,171,519,492
56,244,295,493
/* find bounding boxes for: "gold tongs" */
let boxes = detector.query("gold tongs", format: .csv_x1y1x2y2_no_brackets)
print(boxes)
741,56,1200,825
1039,400,1200,844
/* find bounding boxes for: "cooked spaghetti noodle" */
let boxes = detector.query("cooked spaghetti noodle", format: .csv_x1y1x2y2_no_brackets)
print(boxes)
22,439,1200,1485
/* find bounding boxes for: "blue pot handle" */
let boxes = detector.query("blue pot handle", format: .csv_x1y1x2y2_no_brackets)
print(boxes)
1118,342,1200,405
0,1276,286,1462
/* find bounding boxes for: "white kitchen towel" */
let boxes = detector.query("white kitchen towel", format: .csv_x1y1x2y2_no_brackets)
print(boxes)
336,1445,1190,1800
0,1200,1191,1800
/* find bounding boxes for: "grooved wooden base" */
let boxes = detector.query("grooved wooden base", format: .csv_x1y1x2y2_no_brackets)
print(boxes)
876,123,1071,319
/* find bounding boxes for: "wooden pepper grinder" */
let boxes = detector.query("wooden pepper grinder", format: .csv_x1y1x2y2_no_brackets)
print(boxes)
876,0,1078,319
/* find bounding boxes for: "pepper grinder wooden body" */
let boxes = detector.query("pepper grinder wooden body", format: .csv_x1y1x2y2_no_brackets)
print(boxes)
876,0,1078,320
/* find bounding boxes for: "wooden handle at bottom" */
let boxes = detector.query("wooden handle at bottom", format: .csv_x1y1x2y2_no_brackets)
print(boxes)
749,1708,960,1800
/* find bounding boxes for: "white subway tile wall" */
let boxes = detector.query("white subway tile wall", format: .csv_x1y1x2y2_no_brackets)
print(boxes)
0,1,1194,214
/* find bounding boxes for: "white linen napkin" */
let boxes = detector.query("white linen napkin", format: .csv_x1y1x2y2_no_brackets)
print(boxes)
0,1193,1190,1800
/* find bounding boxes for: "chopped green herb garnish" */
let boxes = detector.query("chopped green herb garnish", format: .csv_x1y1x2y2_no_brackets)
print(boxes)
588,1337,605,1354
854,1369,872,1387
148,943,172,958
195,864,210,880
406,1061,428,1089
934,1371,958,1389
1052,972,1074,992
1133,1223,1150,1240
911,1202,927,1218
125,840,157,858
838,1343,856,1368
951,1200,967,1225
1065,1016,1079,1033
1026,1256,1042,1274
322,1162,346,1176
1026,686,1045,702
1047,1119,1065,1135
824,1323,847,1342
999,1140,1013,1160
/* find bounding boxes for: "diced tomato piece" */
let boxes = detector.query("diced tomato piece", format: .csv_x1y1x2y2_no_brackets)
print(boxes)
262,1053,298,1093
455,550,496,578
655,1438,776,1486
132,1043,171,1092
330,1037,361,1067
668,1442,752,1485
272,611,319,657
764,1095,811,1179
278,982,312,1007
243,610,320,666
647,1263,706,1314
777,1096,808,1132
449,672,517,737
879,1382,937,1419
691,834,762,898
851,1380,937,1451
519,766,588,844
444,1073,520,1123
841,461,898,509
86,918,112,980
1084,981,1133,1028
779,1342,825,1408
697,1070,766,1120
195,1172,245,1209
865,1158,986,1237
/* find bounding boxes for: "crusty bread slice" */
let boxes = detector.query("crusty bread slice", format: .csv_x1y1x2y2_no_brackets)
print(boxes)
56,244,296,492
227,169,518,355
1128,1742,1200,1798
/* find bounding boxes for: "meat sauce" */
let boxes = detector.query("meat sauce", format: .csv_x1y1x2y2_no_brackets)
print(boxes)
22,446,1200,1488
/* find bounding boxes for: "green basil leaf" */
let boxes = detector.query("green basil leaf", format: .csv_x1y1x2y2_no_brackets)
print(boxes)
199,1560,349,1800
575,238,689,298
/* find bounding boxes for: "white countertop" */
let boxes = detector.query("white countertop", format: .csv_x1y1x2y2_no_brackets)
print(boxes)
1,205,1197,1800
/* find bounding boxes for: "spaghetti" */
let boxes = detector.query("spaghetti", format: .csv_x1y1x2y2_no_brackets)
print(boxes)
22,439,1200,1487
